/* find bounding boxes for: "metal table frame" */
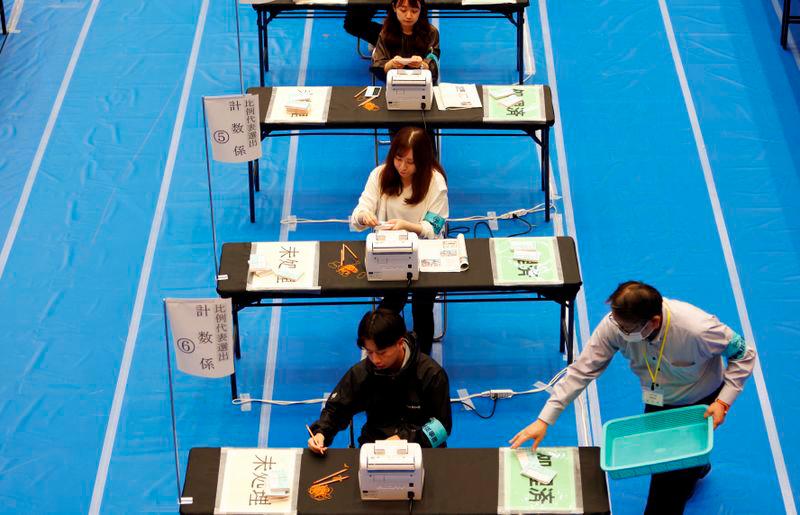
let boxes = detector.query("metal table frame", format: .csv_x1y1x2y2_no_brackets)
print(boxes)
244,85,555,225
781,0,799,49
217,238,580,399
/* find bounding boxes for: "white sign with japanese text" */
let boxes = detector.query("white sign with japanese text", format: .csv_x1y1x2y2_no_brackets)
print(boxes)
247,241,320,292
166,298,235,378
215,448,302,514
204,94,262,163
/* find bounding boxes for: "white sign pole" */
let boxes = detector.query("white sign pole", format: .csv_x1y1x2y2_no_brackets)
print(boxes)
201,99,220,279
162,300,191,506
233,0,244,95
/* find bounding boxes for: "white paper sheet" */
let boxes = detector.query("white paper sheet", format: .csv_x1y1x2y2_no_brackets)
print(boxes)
215,448,302,514
433,83,482,110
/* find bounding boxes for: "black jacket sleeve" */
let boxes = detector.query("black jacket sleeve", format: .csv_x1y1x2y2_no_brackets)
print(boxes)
309,367,364,446
400,368,452,447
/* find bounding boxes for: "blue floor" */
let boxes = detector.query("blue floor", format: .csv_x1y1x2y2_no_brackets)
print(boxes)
1,0,799,513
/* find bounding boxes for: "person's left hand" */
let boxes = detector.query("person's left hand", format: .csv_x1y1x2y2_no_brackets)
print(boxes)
385,219,407,231
704,402,727,429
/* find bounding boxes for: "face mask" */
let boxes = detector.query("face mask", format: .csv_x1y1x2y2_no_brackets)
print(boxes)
618,320,652,343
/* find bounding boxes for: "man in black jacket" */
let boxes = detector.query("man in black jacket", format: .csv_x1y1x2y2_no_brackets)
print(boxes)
307,309,452,453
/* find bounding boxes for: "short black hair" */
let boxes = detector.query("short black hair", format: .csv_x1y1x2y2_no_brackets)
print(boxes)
357,309,407,350
607,281,663,323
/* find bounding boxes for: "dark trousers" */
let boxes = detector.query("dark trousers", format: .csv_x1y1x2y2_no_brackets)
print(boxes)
643,385,722,515
379,291,436,355
344,7,382,46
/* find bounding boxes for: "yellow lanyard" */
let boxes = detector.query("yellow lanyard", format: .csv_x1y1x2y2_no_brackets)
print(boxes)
645,307,671,386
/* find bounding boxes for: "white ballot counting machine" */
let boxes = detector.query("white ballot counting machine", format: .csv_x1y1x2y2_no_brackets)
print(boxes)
386,69,433,111
359,440,424,501
365,230,419,281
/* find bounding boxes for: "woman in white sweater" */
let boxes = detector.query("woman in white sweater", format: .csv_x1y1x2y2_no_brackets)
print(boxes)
351,127,448,354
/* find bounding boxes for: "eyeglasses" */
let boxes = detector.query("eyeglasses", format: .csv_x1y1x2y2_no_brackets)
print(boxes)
608,313,647,336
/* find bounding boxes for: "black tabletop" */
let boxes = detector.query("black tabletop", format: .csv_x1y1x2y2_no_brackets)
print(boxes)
181,447,610,515
217,237,581,303
246,86,555,134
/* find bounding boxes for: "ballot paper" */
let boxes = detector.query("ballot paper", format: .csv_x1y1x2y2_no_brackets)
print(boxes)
433,83,482,110
514,449,557,484
417,234,469,272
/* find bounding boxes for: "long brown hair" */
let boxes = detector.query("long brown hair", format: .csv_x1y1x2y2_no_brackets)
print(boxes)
381,0,434,56
380,127,445,205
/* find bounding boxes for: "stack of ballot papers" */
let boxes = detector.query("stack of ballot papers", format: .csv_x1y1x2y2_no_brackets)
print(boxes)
285,90,312,115
514,449,557,485
489,86,524,108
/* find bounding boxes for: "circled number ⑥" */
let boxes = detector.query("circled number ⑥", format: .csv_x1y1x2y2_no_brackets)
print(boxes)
177,338,196,354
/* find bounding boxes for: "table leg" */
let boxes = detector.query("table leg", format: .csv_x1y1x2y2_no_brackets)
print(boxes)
517,6,524,84
232,303,242,360
1,0,7,36
566,298,575,364
248,161,256,223
781,0,791,49
230,372,239,400
257,11,267,87
559,303,566,354
541,127,551,222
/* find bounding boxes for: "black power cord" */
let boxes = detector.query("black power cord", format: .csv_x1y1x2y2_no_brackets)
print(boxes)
455,398,498,419
507,214,533,237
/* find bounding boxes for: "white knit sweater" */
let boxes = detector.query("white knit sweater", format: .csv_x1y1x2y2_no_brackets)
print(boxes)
351,165,449,239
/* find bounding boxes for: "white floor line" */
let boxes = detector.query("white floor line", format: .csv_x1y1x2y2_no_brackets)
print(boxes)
7,0,24,33
87,1,211,513
771,0,800,69
658,1,796,513
539,0,604,448
0,0,101,282
257,16,315,448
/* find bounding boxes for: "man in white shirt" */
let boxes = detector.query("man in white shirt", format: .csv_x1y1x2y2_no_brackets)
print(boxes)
510,281,756,514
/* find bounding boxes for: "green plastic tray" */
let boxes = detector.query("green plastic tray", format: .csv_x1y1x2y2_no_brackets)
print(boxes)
600,404,713,479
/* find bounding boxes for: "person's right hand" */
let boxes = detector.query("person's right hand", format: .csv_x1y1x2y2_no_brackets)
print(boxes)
389,57,406,69
308,433,327,455
509,419,548,450
359,212,379,227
